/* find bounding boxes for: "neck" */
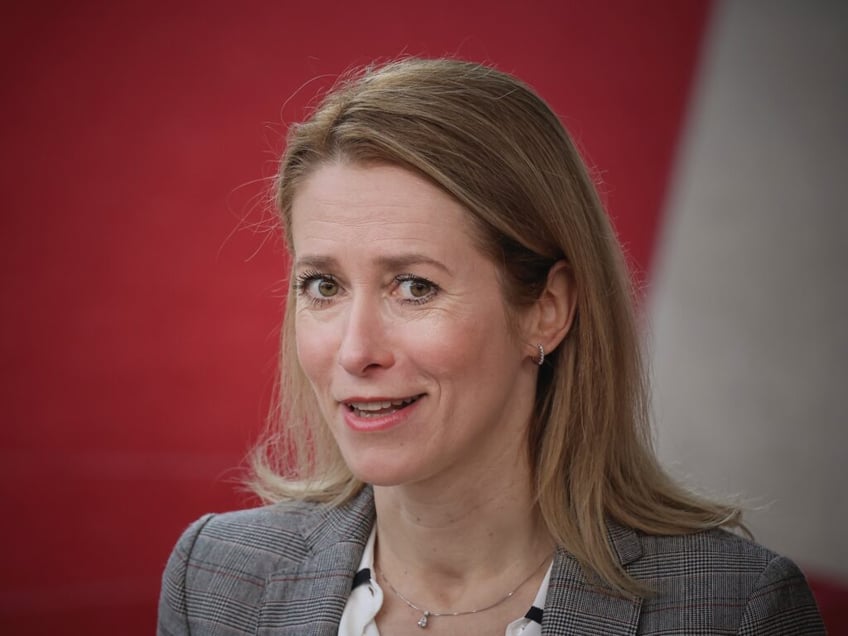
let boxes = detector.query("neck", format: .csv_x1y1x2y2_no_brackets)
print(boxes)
372,448,554,609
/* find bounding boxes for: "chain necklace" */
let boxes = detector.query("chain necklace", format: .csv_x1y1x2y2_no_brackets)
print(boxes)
379,552,553,629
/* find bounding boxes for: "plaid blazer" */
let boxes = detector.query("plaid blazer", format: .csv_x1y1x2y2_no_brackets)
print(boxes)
158,487,825,635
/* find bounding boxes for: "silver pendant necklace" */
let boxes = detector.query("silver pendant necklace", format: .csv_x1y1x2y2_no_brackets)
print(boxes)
379,552,552,629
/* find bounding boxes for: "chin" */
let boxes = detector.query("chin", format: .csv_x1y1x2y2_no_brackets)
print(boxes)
347,464,417,488
330,421,430,488
342,451,427,488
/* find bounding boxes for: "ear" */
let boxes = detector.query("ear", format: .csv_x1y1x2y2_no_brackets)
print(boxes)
522,260,577,362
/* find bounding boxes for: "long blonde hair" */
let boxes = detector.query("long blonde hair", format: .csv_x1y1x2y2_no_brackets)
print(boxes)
252,58,742,595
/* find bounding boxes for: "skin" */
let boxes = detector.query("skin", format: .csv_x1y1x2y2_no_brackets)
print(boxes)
290,162,575,633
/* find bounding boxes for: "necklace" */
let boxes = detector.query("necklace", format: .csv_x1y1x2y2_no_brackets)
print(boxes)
379,552,553,629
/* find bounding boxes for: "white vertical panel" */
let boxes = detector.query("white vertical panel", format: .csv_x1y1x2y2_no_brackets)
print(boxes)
650,0,848,578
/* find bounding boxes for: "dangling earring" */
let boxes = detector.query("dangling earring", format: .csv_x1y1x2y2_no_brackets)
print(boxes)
535,343,545,366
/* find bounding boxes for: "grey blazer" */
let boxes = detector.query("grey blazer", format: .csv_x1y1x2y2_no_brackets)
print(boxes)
158,487,825,635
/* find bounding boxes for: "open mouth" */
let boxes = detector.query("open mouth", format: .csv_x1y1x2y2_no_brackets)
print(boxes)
344,395,423,418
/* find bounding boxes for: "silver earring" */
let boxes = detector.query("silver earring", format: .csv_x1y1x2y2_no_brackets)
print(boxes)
535,343,545,366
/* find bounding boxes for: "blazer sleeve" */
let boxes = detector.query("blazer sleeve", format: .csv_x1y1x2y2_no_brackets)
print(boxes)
157,514,216,636
736,554,826,635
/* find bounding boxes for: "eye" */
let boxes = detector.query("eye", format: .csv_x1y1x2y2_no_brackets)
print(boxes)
312,278,339,298
296,271,339,303
396,274,439,304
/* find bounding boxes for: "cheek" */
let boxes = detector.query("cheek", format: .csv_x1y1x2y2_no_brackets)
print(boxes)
294,316,336,386
404,313,505,378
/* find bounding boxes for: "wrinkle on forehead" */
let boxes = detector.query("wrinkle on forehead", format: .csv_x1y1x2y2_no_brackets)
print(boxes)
295,252,455,277
290,163,480,263
293,220,463,262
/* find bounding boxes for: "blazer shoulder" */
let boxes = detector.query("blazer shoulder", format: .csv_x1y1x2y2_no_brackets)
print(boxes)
629,528,825,634
635,526,779,570
184,499,335,572
157,499,336,636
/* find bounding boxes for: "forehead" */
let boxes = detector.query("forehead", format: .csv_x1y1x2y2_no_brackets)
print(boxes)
289,162,479,256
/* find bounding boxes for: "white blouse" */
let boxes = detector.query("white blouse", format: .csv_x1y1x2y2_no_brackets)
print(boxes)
338,528,551,636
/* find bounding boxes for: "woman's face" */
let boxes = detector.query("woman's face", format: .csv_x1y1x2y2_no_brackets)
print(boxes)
290,162,539,489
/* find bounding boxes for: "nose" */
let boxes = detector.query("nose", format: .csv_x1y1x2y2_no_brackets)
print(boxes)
337,297,395,375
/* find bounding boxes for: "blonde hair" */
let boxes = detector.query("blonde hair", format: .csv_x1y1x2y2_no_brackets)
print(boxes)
252,58,742,595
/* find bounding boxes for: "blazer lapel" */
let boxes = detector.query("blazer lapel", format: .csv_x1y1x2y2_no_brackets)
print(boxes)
253,490,643,635
257,487,376,636
542,522,643,635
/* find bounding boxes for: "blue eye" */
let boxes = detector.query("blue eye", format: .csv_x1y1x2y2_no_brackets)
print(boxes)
396,274,438,303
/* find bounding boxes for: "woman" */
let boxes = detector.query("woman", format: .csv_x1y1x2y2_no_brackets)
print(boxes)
158,59,824,635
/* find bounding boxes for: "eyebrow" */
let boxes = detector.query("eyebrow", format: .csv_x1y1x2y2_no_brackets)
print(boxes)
294,253,453,276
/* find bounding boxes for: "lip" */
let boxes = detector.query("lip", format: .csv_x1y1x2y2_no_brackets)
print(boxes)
340,395,423,433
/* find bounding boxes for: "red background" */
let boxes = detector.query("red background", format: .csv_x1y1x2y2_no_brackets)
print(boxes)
9,2,839,634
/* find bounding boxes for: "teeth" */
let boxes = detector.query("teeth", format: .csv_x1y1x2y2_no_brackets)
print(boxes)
351,401,392,411
348,396,418,411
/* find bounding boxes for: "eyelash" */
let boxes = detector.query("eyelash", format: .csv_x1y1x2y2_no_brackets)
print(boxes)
295,270,337,307
395,273,439,304
293,271,440,306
